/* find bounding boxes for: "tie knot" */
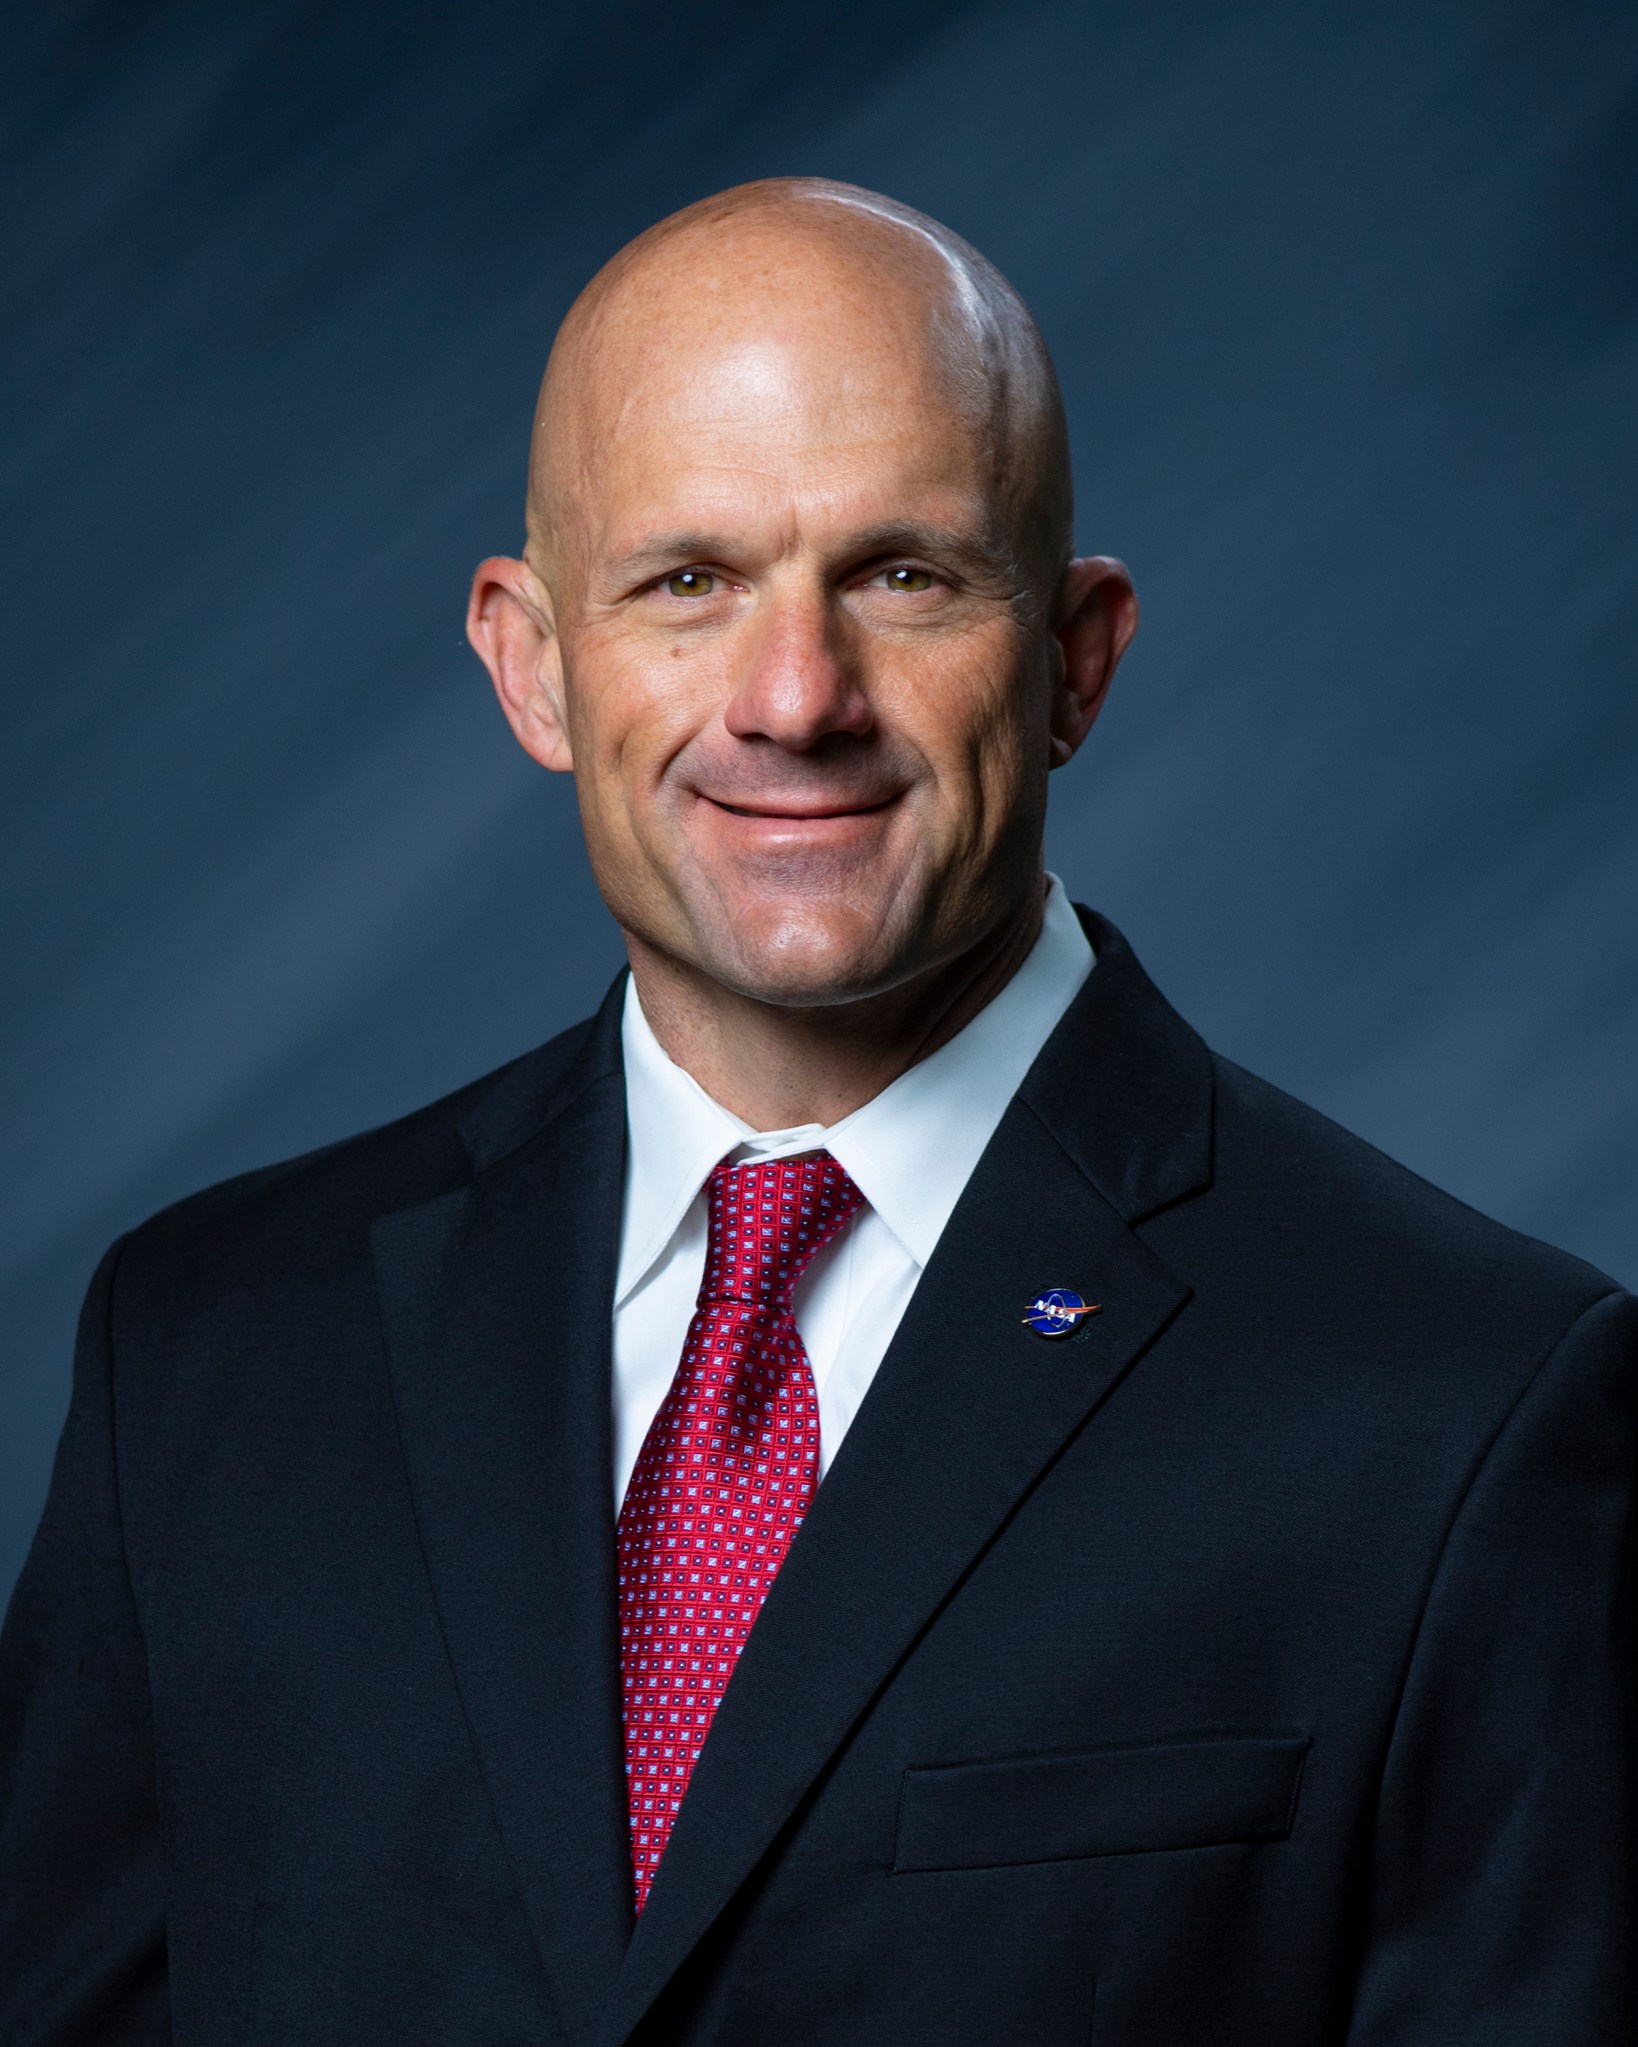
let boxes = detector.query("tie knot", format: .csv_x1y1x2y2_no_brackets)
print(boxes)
698,1151,864,1312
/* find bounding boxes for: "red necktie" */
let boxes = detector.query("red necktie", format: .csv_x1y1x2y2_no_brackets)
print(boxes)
617,1151,865,1912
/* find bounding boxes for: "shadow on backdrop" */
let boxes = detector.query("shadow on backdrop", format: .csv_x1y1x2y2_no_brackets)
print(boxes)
3,0,1636,1600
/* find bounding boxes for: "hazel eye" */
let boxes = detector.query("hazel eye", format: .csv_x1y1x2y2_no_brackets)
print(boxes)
880,565,933,593
665,569,716,597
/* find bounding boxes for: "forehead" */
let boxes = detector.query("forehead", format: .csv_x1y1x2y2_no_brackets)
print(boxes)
601,344,988,547
547,227,1002,561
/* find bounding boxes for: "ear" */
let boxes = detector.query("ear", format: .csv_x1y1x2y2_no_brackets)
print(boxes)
1047,555,1139,768
466,555,573,773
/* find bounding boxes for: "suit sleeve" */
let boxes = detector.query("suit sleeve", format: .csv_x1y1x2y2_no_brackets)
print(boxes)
0,1238,170,2045
1344,1286,1637,2045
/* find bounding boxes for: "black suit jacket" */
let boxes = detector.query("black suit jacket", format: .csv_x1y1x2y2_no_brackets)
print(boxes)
2,911,1633,2046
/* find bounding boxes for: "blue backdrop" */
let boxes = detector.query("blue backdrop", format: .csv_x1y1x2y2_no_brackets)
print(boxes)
4,0,1635,1602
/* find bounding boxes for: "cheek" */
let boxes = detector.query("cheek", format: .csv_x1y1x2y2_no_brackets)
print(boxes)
563,635,716,793
886,638,1039,809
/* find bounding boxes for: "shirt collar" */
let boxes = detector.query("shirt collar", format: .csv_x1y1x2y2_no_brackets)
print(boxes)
615,876,1094,1304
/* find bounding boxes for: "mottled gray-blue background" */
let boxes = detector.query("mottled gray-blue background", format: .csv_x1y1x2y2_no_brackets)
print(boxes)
3,0,1635,1603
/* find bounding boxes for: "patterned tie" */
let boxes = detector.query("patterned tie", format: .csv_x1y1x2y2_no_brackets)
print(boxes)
617,1150,865,1913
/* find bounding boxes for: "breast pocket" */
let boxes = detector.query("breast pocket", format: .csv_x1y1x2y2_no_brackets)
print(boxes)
892,1734,1310,1873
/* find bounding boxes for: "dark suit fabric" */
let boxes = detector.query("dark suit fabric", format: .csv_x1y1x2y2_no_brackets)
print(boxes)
2,912,1633,2046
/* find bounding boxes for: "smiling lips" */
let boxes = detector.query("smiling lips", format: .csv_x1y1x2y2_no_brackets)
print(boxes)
711,795,896,820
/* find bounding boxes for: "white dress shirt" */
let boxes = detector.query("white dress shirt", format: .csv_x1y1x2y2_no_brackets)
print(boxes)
611,876,1095,1509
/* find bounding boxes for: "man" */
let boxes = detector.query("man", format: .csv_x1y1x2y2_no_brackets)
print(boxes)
1,178,1631,2045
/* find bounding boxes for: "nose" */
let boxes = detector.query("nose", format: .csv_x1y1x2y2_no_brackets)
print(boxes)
722,584,874,750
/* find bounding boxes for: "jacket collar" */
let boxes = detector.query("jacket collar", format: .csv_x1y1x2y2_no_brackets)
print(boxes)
1024,907,1215,1224
448,902,1211,1224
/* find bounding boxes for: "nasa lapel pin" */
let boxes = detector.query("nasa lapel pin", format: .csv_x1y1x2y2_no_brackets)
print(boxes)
1022,1287,1101,1339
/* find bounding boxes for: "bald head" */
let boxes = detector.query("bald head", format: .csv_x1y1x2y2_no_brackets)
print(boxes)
526,178,1073,604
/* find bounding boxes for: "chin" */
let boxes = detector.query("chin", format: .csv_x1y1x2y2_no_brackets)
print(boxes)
702,902,917,1008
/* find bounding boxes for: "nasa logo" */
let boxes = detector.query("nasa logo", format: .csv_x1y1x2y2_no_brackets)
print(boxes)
1021,1288,1101,1339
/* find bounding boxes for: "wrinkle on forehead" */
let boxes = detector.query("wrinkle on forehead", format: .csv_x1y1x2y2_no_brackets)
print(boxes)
526,178,1071,600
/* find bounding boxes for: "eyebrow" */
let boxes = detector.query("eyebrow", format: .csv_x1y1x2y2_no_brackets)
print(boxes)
609,534,739,583
605,520,1018,591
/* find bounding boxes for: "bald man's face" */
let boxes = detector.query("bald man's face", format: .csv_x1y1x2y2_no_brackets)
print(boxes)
472,223,1129,1009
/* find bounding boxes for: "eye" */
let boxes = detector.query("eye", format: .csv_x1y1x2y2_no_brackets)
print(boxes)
664,569,716,598
875,565,934,593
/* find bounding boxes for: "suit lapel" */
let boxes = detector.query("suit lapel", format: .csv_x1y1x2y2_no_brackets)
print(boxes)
597,913,1213,2047
372,1007,633,2045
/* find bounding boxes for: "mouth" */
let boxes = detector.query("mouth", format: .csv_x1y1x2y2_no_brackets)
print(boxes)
709,795,897,821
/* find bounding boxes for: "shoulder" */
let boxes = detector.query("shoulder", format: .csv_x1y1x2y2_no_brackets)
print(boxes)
1053,912,1624,1361
1181,1051,1629,1398
107,1004,617,1324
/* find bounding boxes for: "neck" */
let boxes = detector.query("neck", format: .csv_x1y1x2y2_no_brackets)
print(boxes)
625,882,1047,1131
